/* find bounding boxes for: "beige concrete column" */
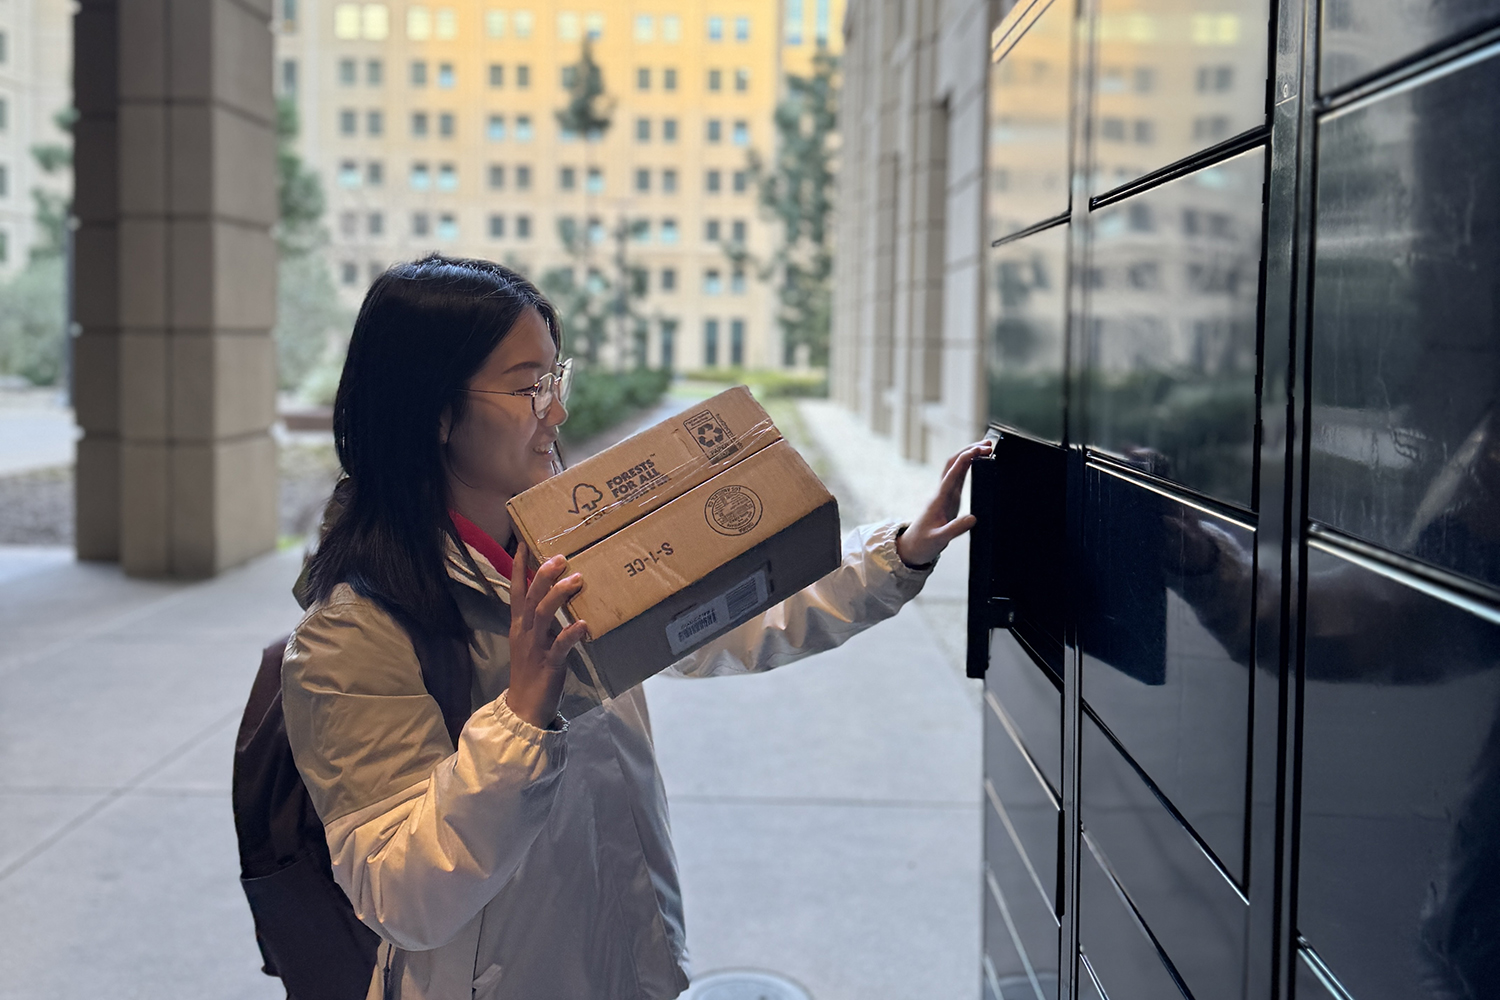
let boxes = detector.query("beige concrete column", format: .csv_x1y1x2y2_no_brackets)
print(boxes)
74,0,279,577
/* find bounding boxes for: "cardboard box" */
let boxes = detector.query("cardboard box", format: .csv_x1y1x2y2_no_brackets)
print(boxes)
508,386,782,560
507,391,841,699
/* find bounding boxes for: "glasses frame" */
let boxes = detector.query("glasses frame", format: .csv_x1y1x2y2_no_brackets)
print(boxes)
462,358,574,419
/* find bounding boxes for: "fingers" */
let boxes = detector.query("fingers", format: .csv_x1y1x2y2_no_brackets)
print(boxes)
937,513,978,543
545,619,591,665
510,540,530,625
522,553,568,628
535,572,584,623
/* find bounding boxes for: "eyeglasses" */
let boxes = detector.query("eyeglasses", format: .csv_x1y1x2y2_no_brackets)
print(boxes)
463,358,574,419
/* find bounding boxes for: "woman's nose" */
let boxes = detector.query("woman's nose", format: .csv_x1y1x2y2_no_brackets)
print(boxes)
543,397,568,427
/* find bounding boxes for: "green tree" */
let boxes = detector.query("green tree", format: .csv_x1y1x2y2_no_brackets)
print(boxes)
0,108,73,385
270,97,350,396
553,39,614,140
743,49,839,368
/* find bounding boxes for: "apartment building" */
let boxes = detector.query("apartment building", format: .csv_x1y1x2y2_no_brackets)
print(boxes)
276,0,842,372
0,0,71,277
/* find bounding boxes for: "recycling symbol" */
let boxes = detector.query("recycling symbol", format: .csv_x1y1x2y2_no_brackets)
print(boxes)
695,422,725,448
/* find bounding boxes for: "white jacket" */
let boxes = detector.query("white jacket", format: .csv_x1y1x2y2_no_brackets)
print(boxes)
282,520,933,1000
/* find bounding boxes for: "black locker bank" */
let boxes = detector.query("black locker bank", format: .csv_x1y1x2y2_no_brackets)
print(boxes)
970,0,1500,996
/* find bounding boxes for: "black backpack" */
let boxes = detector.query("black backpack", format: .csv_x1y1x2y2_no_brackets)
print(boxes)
232,627,472,1000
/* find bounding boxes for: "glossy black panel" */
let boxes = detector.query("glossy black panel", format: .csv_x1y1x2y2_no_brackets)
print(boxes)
1082,716,1249,1000
983,878,1034,1000
1078,833,1188,1000
1081,466,1254,877
985,840,1063,1000
988,0,1073,238
987,225,1069,444
988,633,1064,794
1309,50,1500,590
1078,955,1109,1000
1299,545,1500,1000
1090,0,1269,194
1320,0,1500,93
1085,148,1265,507
986,690,1061,911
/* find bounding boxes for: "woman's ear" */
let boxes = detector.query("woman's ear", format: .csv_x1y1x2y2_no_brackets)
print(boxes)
438,405,452,446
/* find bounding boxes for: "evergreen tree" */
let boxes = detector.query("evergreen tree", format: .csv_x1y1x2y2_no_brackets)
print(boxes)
0,108,73,385
744,49,839,368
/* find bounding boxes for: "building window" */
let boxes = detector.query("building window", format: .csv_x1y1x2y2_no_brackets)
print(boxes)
339,211,359,238
368,211,384,236
785,0,803,44
435,7,456,38
489,64,504,87
662,118,678,142
704,319,720,366
437,63,455,88
634,15,653,41
367,59,384,85
282,59,298,93
584,13,604,39
660,320,677,369
367,160,384,186
412,212,431,237
559,166,576,190
635,168,650,193
485,10,506,37
407,5,431,39
341,261,358,285
662,168,678,193
732,121,748,145
705,219,721,242
1133,119,1154,144
339,58,357,85
707,16,723,41
0,230,7,264
488,164,505,189
409,162,431,190
411,112,429,137
516,115,533,141
631,219,651,243
1196,65,1234,92
708,69,722,91
516,214,532,238
339,109,357,135
731,219,746,243
489,214,506,238
334,3,359,38
704,270,722,295
815,0,830,43
437,213,458,240
731,269,746,294
637,67,650,91
660,218,679,243
706,169,721,193
0,165,8,198
516,164,532,189
562,66,578,89
706,119,722,143
411,60,427,87
514,10,534,38
487,114,506,140
736,16,750,41
366,110,383,135
730,319,745,364
735,68,749,92
364,5,390,40
732,170,749,193
439,112,455,137
1192,115,1231,142
558,11,580,40
636,117,650,141
587,217,604,243
368,261,384,282
663,68,677,91
516,65,530,88
437,162,457,191
660,268,677,292
662,14,681,41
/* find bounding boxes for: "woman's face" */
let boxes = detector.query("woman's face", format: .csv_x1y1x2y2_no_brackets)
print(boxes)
443,307,567,503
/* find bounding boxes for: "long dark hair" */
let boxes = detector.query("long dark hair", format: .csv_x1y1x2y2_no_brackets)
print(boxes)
306,254,561,636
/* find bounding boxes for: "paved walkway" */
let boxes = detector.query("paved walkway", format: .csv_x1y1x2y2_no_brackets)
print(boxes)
0,387,75,476
0,397,981,1000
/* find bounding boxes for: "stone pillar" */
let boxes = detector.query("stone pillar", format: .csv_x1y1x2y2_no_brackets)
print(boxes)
73,0,279,577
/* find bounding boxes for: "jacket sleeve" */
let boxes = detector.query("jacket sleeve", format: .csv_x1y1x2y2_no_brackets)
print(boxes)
667,520,933,678
282,588,567,952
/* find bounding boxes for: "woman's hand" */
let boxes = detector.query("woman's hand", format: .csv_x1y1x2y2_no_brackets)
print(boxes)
505,541,589,730
895,440,994,568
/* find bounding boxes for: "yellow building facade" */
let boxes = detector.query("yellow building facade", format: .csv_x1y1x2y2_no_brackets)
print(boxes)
276,0,842,372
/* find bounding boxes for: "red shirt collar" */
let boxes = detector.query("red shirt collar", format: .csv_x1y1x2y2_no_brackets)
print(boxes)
449,510,531,586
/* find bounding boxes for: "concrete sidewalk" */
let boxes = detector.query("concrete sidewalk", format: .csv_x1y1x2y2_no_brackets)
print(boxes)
0,399,981,1000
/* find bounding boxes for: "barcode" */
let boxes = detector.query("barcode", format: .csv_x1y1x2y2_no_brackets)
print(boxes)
725,576,762,620
676,607,720,641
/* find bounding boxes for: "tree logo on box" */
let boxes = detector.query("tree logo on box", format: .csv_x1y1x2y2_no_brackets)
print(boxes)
568,483,605,515
704,485,763,536
683,409,740,463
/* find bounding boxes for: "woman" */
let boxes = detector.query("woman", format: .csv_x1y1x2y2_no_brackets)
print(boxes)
283,255,989,1000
